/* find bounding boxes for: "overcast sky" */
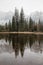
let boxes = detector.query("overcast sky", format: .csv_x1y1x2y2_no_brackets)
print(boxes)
0,0,43,15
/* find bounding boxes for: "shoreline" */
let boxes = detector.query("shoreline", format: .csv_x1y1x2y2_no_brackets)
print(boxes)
0,32,43,35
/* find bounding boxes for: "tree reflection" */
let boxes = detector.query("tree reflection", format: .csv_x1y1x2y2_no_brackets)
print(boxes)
12,34,19,57
1,34,43,57
11,34,28,57
29,35,34,48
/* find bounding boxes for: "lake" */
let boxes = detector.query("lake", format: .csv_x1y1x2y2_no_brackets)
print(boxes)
0,34,43,65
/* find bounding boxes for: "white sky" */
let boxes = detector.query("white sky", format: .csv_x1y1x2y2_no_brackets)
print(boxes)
0,0,43,15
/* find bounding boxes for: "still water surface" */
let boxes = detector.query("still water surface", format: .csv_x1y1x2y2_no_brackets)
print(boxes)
0,34,43,65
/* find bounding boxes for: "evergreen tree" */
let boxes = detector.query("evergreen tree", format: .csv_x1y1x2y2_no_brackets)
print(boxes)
5,22,8,31
8,20,12,32
22,19,28,31
19,8,25,31
29,17,33,32
38,19,41,32
14,8,19,31
12,16,16,31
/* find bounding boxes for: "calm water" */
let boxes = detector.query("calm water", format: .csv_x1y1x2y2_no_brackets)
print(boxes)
0,34,43,65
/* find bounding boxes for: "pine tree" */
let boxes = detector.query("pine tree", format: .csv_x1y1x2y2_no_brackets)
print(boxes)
29,17,33,32
8,20,12,32
14,8,19,32
38,19,41,32
5,22,8,31
12,16,16,31
19,8,25,31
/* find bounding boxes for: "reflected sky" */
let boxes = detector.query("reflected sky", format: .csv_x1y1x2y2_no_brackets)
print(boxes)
0,34,43,65
0,34,43,56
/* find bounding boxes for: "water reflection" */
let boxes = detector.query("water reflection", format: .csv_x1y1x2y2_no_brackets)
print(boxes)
0,34,43,65
0,34,43,57
0,34,42,57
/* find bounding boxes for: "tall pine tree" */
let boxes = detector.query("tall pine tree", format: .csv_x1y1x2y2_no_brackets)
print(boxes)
19,8,25,31
12,16,16,31
8,20,12,32
29,17,33,32
14,8,19,32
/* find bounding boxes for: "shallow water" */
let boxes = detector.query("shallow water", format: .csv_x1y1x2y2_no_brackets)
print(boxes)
0,34,43,65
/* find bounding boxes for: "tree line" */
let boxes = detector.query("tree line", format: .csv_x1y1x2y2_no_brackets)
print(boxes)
0,8,43,32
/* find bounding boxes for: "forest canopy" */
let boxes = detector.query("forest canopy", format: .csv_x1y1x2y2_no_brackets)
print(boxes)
0,8,43,32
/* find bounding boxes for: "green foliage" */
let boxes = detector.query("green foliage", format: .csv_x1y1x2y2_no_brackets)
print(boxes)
14,8,19,31
0,8,43,32
8,20,12,32
19,8,25,31
5,23,8,31
0,25,4,32
29,17,33,32
12,16,16,31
